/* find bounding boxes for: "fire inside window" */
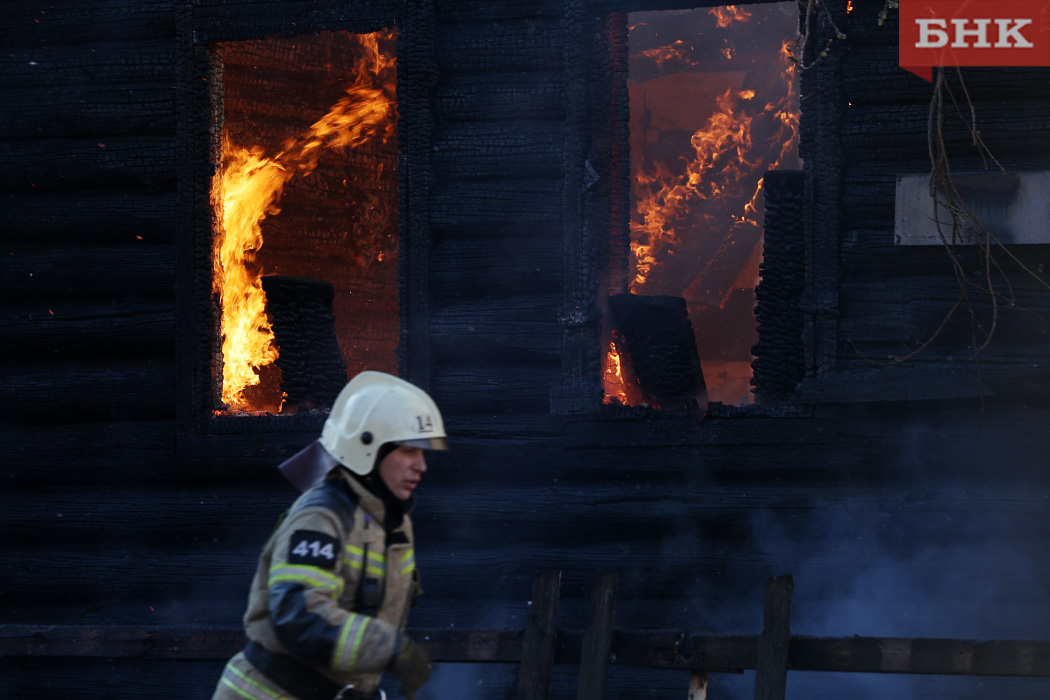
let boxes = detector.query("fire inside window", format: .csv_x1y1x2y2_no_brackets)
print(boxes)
211,30,399,415
604,3,800,408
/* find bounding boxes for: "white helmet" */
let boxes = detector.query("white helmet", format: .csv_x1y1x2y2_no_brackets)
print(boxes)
319,371,449,475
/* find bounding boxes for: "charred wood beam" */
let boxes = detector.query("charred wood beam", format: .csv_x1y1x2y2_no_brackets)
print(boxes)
3,193,177,245
432,364,561,415
435,0,562,22
840,101,1050,161
435,19,564,74
517,570,561,700
4,625,1050,677
0,136,176,194
433,121,564,181
0,360,175,424
430,295,563,362
23,479,1047,551
429,179,562,234
0,41,175,89
590,0,788,11
434,72,565,122
6,0,174,48
0,301,174,361
191,0,399,44
0,85,175,141
430,236,562,300
0,245,174,302
842,48,1050,105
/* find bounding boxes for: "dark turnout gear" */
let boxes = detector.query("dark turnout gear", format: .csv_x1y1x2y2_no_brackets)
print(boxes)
212,469,424,700
389,639,432,700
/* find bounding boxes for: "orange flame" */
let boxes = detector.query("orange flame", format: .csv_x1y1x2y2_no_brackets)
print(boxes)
629,41,798,299
708,5,752,28
603,329,643,406
212,31,397,411
606,7,800,406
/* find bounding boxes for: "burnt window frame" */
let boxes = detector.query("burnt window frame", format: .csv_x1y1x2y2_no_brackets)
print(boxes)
174,0,435,445
553,0,847,426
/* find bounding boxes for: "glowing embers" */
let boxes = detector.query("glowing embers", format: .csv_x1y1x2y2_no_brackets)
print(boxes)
604,3,801,408
212,30,398,414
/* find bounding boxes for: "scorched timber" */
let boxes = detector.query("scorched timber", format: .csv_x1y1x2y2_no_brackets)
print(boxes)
0,135,176,193
434,0,563,22
0,300,174,361
433,121,564,181
4,626,1050,678
435,19,564,73
434,72,566,122
3,193,177,245
0,85,175,141
0,245,174,302
429,180,562,233
840,101,1050,161
0,41,175,89
842,49,1050,105
6,0,174,47
0,360,175,424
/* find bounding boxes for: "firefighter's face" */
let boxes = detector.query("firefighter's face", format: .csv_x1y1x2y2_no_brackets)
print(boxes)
379,444,428,500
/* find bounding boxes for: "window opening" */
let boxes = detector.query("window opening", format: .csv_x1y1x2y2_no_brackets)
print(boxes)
211,29,399,415
603,3,800,409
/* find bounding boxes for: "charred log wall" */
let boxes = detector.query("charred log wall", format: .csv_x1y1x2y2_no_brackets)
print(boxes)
831,1,1050,402
4,2,1050,700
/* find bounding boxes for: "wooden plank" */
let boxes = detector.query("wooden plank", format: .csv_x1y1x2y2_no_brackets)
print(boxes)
432,120,564,181
0,135,176,194
190,0,399,44
2,193,177,245
435,0,561,22
0,41,175,89
576,571,618,700
434,72,565,122
0,245,174,302
0,301,174,361
754,575,793,700
0,84,175,140
5,0,175,47
0,359,175,424
5,624,1050,677
517,570,561,700
429,179,563,234
689,673,708,700
435,18,564,74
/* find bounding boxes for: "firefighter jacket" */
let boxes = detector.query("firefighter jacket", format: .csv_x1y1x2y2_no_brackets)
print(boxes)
213,468,422,700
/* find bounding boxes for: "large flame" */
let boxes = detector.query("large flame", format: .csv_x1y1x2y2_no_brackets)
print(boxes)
708,5,752,28
211,31,396,412
605,6,800,406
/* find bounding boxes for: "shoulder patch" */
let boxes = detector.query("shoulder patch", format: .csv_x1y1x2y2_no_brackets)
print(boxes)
287,530,339,569
295,478,358,533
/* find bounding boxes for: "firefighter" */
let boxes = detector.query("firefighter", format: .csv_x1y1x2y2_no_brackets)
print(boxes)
212,371,448,700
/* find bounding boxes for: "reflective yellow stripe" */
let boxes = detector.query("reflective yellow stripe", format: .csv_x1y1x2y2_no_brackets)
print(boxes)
400,548,416,574
333,613,371,672
221,677,260,700
345,545,385,576
349,615,370,667
334,613,361,670
223,663,283,700
268,564,344,595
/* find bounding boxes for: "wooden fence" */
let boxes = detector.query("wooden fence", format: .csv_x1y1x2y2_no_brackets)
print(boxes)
3,571,1050,699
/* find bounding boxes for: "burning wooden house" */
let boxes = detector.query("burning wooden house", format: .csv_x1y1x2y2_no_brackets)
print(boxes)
3,0,1050,698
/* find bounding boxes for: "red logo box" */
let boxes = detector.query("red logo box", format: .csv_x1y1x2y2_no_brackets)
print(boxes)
899,0,1050,80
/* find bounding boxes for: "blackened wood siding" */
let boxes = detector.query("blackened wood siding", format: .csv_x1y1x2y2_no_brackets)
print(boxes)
3,1,1050,700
